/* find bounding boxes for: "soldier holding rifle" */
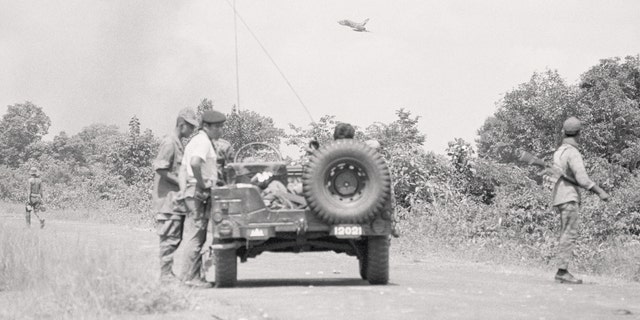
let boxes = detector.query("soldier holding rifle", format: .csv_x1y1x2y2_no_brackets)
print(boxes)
551,117,609,284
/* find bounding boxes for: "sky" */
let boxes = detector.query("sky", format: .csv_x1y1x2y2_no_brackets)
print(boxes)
1,0,640,154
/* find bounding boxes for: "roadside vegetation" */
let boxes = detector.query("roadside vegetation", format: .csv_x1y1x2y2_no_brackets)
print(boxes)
0,209,196,319
0,55,639,316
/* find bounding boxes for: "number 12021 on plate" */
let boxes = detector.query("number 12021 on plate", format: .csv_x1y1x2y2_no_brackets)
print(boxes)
332,225,362,238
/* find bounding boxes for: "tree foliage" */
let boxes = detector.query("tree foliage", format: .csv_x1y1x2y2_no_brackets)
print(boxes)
0,101,51,165
108,116,159,185
74,123,123,164
197,98,214,120
224,106,285,150
286,115,339,152
576,56,640,162
476,70,577,159
365,108,425,149
478,57,640,169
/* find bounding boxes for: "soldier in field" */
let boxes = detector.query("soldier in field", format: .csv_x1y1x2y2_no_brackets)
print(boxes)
26,167,46,228
153,108,198,283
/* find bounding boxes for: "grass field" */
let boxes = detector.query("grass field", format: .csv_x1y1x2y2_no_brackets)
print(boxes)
0,205,195,319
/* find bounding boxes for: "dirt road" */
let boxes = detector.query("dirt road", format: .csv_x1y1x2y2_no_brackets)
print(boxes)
3,216,639,320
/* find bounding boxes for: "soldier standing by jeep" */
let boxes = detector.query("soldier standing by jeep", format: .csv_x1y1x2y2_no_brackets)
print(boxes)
213,138,234,182
26,167,45,228
153,108,198,283
179,110,226,288
552,117,609,284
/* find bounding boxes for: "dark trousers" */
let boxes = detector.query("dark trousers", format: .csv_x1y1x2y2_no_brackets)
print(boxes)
555,201,579,270
181,197,210,281
156,215,185,277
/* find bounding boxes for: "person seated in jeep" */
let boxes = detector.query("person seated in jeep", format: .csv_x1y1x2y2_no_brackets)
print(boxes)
333,122,355,140
305,122,356,154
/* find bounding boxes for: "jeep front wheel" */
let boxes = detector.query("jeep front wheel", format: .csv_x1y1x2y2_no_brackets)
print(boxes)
366,236,389,285
214,249,238,288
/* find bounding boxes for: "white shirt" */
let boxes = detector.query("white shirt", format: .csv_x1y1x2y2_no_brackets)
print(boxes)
181,130,218,184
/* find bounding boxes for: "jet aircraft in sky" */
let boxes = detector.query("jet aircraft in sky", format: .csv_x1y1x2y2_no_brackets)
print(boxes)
338,18,370,32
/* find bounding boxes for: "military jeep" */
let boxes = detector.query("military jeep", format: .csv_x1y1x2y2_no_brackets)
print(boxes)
202,140,393,287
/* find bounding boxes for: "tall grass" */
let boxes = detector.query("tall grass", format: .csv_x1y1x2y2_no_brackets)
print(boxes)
0,221,195,319
394,199,640,282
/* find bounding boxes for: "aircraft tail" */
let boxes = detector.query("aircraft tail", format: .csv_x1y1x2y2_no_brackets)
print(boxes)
362,18,369,26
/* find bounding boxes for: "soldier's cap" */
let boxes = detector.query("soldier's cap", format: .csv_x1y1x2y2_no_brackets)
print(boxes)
29,167,38,175
201,110,226,124
178,108,199,126
563,117,582,135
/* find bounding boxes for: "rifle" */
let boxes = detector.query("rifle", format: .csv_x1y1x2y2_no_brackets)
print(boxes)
494,143,610,201
493,143,580,187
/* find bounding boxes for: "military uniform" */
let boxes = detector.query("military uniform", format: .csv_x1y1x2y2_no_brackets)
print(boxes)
26,168,45,228
153,134,187,279
153,107,198,281
213,138,234,182
552,139,594,271
551,117,608,284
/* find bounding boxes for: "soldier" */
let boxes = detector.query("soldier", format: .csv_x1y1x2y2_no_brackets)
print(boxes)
305,122,355,154
551,117,609,284
212,138,235,183
153,108,198,283
333,122,355,140
26,167,45,228
179,110,226,288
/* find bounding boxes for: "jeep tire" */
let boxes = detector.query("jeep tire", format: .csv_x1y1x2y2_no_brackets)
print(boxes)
214,249,237,288
366,236,389,285
303,140,391,224
359,256,368,280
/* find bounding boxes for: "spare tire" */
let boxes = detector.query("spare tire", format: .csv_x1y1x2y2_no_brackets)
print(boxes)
302,140,391,224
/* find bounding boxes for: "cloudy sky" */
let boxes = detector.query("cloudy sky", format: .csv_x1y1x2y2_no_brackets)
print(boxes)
1,0,639,153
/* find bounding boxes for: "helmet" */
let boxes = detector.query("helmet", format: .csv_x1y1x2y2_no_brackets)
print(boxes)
29,167,38,175
562,117,581,135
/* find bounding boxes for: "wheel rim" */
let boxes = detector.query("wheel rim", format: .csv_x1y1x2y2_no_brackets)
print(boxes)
326,160,368,202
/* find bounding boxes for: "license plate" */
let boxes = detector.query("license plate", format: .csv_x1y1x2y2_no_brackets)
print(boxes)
332,225,362,238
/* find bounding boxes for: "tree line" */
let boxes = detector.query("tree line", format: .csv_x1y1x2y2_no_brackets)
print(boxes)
0,55,639,237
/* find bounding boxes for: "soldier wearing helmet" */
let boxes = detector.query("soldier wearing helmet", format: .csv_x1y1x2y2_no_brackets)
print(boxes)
152,107,198,283
551,116,609,284
26,167,46,228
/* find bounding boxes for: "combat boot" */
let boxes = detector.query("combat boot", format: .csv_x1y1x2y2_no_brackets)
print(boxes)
160,272,180,285
183,278,213,289
555,271,583,284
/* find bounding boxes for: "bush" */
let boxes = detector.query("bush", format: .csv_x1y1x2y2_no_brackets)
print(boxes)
0,160,153,220
386,143,455,207
395,174,640,281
